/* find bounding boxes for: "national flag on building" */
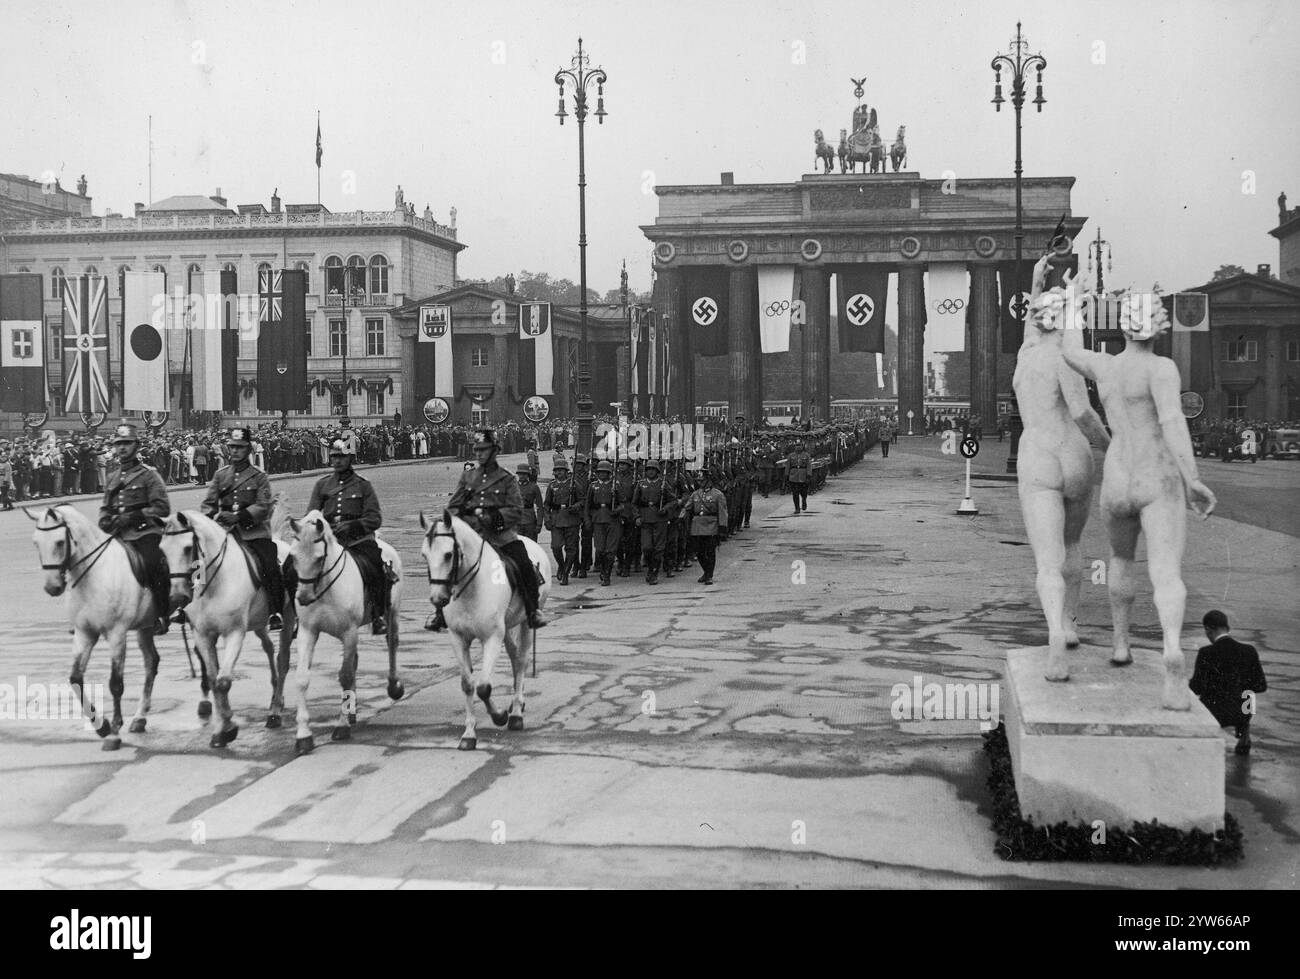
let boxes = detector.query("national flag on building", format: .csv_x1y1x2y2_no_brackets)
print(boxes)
758,266,797,353
517,302,554,397
416,304,454,399
316,116,323,168
61,275,111,414
926,263,968,351
182,270,235,411
121,270,169,411
682,269,729,357
0,273,46,413
256,268,309,411
647,310,658,402
632,307,648,411
835,267,888,353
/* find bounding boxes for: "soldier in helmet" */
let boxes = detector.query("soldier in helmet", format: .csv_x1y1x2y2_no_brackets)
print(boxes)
201,427,285,630
516,462,544,542
305,437,392,634
632,457,676,584
98,423,172,634
613,457,637,577
572,452,593,578
586,458,620,586
543,453,582,585
444,428,548,628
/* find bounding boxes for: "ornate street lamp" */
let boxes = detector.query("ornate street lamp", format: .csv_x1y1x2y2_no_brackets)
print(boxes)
992,21,1046,474
555,37,607,458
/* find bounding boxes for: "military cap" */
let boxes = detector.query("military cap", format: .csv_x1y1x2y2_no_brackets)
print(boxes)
552,453,570,471
596,459,613,474
328,439,353,456
473,428,499,450
225,426,252,447
111,423,140,445
515,462,533,475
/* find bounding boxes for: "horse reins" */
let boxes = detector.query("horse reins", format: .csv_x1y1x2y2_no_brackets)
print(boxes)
164,525,233,597
296,533,350,606
36,519,112,590
428,524,485,600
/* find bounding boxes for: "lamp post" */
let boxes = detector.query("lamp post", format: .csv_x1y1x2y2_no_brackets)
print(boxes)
992,21,1045,474
341,266,352,419
555,37,607,459
1086,226,1112,350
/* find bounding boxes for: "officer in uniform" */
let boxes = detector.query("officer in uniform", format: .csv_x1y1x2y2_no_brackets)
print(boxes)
526,440,540,479
543,454,582,585
633,458,676,585
613,458,637,577
99,423,172,635
586,459,620,586
305,438,391,634
685,468,728,586
201,426,285,630
572,452,593,578
517,462,544,542
445,428,547,629
787,438,811,513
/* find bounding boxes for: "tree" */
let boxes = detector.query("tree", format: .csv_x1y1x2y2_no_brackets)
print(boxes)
1211,264,1247,282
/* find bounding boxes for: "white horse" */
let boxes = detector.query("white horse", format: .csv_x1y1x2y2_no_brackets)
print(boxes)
160,510,295,748
1013,255,1111,681
286,511,404,756
419,510,552,750
28,504,163,750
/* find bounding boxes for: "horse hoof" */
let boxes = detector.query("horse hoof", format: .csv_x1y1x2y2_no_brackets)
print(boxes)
101,736,121,752
265,714,282,730
210,725,238,749
331,725,351,741
294,736,314,756
111,718,123,734
457,737,477,751
197,700,212,719
347,713,357,726
1110,656,1133,667
387,679,405,701
507,716,524,732
128,718,147,734
215,677,232,695
490,711,509,728
95,719,113,738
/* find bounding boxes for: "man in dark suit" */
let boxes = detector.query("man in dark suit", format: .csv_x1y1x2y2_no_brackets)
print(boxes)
1189,610,1267,755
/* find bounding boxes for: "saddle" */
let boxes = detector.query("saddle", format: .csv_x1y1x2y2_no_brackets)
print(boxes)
121,541,151,590
496,548,545,595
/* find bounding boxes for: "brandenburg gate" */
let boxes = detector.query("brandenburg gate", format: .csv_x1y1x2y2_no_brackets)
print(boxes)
643,171,1083,427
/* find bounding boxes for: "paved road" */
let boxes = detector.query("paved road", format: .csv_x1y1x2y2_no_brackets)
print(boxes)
1,443,1296,888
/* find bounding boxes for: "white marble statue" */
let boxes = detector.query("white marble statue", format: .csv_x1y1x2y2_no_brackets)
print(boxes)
1062,289,1216,709
1013,254,1111,682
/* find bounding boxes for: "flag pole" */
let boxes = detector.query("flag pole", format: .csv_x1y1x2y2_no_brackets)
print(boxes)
316,110,321,207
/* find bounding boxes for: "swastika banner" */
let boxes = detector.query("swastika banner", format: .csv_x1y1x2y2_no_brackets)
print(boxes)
682,269,728,357
835,267,888,353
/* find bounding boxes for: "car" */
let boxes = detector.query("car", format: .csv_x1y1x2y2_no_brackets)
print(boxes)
1263,428,1300,460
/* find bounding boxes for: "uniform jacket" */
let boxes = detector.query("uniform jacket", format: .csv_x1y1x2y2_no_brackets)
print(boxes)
307,468,381,546
201,463,273,541
633,476,676,524
100,459,170,540
0,459,11,486
544,475,584,528
614,472,637,520
1190,635,1268,728
586,478,619,524
686,487,728,537
448,463,523,546
787,450,812,483
573,470,592,526
519,480,544,532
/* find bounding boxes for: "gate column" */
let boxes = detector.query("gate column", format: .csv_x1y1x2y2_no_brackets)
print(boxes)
728,267,757,425
800,267,830,424
897,264,926,433
969,263,999,432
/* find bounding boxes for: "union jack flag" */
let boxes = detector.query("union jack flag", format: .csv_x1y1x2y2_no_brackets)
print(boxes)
61,275,110,413
259,269,282,323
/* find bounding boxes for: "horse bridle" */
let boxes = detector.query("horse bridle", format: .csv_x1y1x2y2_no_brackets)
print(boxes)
164,525,231,597
36,517,111,589
427,524,485,600
296,530,349,606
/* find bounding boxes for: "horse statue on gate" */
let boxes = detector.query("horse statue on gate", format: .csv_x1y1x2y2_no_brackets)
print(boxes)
419,509,552,749
160,510,295,747
28,504,166,749
890,125,907,172
813,130,835,174
286,511,404,755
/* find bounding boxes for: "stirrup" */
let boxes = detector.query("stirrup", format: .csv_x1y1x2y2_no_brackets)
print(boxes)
267,612,283,631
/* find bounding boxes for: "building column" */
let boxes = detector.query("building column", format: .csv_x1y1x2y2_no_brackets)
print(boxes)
1265,325,1283,419
400,325,418,422
799,267,830,424
898,264,926,433
493,333,510,424
555,335,570,418
728,267,757,425
969,263,998,430
616,342,630,414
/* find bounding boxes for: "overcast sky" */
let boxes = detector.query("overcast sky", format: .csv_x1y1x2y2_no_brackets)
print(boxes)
4,0,1297,306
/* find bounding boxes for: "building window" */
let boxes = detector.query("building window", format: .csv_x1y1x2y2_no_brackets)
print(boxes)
365,318,385,356
304,316,313,357
117,265,131,296
324,255,343,296
368,255,389,295
1287,340,1300,362
51,267,65,299
257,261,271,279
471,405,489,427
367,387,385,415
84,265,99,279
347,255,366,301
294,260,310,292
1224,340,1258,362
329,319,347,357
1225,390,1249,418
17,266,30,273
471,346,489,368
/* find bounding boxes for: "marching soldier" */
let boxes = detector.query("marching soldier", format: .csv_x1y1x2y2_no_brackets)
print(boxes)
661,459,683,578
685,468,728,586
613,458,637,577
305,438,392,635
787,438,811,513
632,458,676,585
445,428,547,629
517,462,544,542
572,452,593,578
543,454,582,585
526,440,540,479
98,423,172,635
586,459,620,586
201,426,285,630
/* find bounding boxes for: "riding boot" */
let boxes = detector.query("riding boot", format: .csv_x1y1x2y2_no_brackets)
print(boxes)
646,557,658,585
424,605,447,632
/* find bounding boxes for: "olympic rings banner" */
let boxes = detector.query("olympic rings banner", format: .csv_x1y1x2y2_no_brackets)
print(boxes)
682,269,729,357
925,263,969,351
757,266,797,354
835,267,888,353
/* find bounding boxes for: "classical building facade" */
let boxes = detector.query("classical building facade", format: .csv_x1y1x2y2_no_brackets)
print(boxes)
641,172,1083,428
0,186,462,430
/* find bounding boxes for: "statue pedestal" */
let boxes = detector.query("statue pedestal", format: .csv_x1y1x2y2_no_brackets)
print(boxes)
1004,647,1225,832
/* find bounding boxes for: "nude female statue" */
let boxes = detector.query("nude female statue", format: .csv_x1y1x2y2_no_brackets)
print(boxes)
1062,292,1216,709
1013,253,1111,682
